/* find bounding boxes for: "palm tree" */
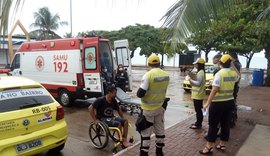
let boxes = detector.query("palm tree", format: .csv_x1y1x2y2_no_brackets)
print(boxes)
257,6,270,20
0,0,23,37
161,0,270,86
30,7,68,40
161,0,246,43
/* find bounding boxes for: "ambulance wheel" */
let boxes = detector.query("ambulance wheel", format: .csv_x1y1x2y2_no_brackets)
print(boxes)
59,89,72,107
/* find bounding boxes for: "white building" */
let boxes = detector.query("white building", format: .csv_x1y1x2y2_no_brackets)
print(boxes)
0,36,34,67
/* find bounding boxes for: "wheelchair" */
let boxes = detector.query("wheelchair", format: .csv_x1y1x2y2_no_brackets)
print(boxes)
88,120,134,154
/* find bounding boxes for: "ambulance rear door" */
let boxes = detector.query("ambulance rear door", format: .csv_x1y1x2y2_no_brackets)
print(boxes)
83,38,114,95
114,39,132,91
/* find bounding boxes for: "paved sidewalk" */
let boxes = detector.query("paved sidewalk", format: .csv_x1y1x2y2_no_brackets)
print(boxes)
117,115,253,156
118,86,270,156
236,124,270,156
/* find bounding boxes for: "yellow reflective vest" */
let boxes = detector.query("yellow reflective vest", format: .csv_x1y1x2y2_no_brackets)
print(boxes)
191,70,206,100
141,68,169,110
213,69,237,102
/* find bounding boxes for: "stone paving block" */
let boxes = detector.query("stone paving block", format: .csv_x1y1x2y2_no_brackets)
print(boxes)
118,86,270,156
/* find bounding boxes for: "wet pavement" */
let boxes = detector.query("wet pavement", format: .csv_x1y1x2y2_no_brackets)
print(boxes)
35,67,252,156
35,67,193,156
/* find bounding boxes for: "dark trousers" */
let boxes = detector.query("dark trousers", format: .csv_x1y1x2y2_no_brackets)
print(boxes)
207,100,234,142
233,82,239,101
193,99,203,127
231,82,239,127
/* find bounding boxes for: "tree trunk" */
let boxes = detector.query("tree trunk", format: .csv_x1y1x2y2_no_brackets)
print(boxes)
161,54,164,68
130,49,135,58
204,50,210,62
245,52,254,69
246,58,251,69
264,47,270,87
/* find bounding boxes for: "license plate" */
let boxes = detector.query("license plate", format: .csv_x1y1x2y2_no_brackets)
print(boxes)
16,139,42,153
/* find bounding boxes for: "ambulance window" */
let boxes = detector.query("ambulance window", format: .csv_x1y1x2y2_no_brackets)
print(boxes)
99,42,113,74
85,47,96,69
115,47,129,67
11,54,20,69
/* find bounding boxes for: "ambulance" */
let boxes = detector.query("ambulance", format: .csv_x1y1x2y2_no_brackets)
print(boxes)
9,36,132,106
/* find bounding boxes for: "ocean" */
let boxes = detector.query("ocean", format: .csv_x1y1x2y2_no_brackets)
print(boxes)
131,50,268,69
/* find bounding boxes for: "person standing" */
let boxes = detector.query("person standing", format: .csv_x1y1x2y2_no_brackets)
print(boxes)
115,64,129,92
100,66,111,95
136,54,170,156
229,52,242,128
204,54,222,140
199,54,240,155
212,54,222,76
188,58,206,129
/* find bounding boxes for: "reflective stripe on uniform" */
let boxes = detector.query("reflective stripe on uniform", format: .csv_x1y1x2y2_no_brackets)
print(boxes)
223,77,236,82
141,99,165,105
213,69,237,102
154,76,169,82
147,89,167,94
191,89,205,93
218,89,234,93
213,95,234,100
141,68,169,110
191,70,206,100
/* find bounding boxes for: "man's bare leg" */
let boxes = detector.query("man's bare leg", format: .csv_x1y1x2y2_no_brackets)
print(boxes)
122,120,132,147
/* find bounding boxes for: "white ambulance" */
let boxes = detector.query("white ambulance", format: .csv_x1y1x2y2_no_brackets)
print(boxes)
9,36,131,106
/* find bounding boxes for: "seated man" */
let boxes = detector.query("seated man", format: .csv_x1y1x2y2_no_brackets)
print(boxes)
88,86,131,148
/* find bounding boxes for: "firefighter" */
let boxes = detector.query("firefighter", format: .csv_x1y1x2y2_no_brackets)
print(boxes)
136,54,170,156
199,54,240,155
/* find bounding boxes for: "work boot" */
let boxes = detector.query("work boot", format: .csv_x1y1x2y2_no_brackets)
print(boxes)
140,150,148,156
156,148,164,156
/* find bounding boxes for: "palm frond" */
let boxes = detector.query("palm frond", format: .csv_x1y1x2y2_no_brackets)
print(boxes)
0,0,24,37
257,6,270,20
161,0,247,42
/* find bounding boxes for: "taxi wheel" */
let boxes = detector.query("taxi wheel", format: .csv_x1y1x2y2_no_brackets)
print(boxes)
59,89,72,107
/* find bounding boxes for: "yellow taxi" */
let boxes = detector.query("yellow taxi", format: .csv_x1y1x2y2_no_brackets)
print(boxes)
0,76,68,155
183,63,215,92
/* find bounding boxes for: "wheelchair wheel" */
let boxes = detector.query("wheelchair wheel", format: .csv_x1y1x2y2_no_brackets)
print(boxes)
89,122,109,149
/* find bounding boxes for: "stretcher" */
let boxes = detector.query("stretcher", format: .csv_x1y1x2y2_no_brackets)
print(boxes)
116,87,142,115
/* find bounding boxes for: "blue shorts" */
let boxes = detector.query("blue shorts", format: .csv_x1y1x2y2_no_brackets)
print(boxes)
100,116,127,127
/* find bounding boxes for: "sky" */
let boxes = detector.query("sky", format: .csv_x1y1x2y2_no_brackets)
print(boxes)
9,0,267,68
11,0,177,37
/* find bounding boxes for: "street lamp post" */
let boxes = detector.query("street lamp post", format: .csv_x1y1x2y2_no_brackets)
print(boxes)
70,0,73,37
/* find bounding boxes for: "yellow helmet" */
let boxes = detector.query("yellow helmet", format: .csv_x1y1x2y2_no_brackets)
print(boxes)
193,58,205,64
147,54,160,64
220,54,232,63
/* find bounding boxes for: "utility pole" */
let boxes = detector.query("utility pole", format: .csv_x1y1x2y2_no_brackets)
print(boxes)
70,0,73,37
